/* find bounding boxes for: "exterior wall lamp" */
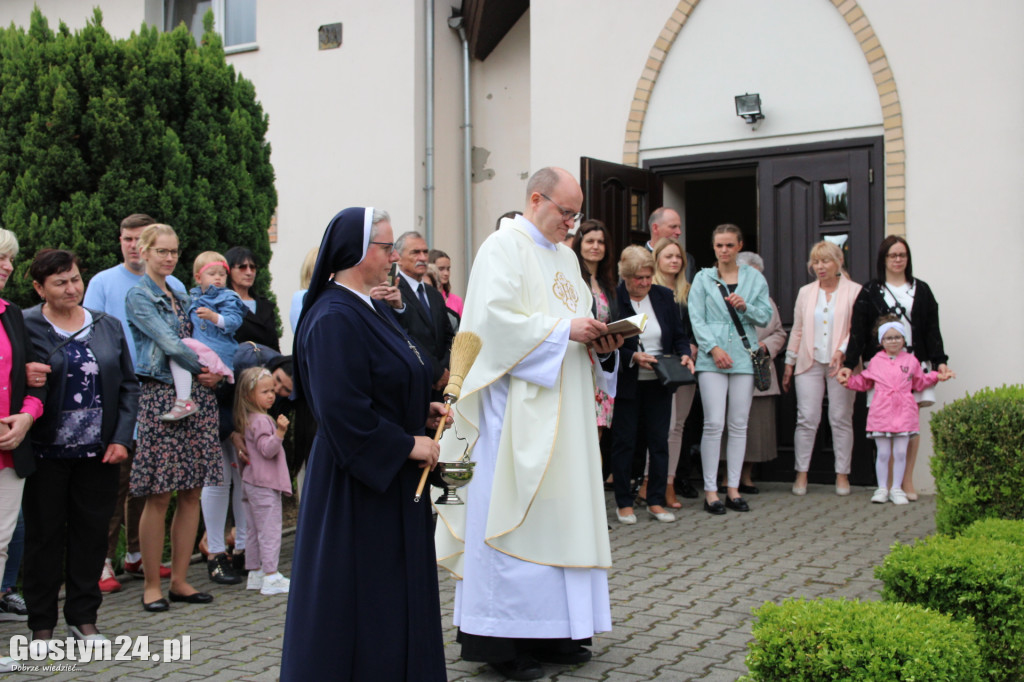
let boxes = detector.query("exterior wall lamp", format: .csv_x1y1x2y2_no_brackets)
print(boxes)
735,93,764,125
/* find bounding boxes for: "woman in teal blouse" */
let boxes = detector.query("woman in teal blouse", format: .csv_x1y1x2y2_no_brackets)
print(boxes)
688,225,771,515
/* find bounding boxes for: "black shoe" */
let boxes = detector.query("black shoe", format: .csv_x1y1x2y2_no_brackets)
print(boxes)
677,480,699,499
725,496,750,512
230,551,250,576
168,591,214,604
534,645,592,665
490,655,543,680
704,500,726,515
207,553,243,585
141,596,169,612
738,484,760,495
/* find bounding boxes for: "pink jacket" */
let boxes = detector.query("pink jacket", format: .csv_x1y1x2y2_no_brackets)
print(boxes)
846,350,940,433
241,413,292,495
786,276,861,375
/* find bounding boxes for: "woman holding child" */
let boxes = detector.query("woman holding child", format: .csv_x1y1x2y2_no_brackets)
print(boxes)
125,224,225,612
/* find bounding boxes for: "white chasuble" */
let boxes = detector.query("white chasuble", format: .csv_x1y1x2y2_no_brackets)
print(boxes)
434,216,612,640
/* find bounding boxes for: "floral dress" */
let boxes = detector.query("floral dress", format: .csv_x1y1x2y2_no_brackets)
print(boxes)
130,300,223,497
593,282,615,428
36,337,102,459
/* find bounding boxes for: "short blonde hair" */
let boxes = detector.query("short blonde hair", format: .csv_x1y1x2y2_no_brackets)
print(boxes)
807,240,844,274
299,246,319,289
138,224,177,254
193,251,228,278
618,244,655,280
0,228,19,258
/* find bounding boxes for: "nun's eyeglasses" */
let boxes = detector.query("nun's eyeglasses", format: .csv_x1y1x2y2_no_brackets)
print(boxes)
370,241,395,252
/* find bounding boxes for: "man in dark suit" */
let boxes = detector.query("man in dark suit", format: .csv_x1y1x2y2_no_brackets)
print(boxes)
394,231,454,396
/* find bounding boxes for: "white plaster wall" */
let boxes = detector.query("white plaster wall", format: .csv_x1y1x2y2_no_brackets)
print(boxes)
855,0,1024,489
641,0,883,156
427,0,470,291
528,0,678,176
221,2,422,351
468,10,532,260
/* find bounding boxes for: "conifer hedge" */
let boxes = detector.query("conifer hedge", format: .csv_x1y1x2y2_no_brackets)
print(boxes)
0,8,277,311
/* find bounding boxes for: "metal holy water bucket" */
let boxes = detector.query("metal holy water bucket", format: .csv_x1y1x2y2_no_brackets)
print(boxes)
434,459,476,505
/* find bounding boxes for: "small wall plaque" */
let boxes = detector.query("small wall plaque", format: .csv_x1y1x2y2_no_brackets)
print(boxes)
319,23,342,50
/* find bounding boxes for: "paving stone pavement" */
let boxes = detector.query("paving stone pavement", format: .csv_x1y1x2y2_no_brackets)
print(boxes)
0,483,936,681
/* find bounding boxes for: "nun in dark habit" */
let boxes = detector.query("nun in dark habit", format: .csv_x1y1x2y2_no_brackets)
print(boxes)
280,207,448,681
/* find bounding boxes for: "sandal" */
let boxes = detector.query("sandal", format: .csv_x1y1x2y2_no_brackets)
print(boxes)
161,399,199,422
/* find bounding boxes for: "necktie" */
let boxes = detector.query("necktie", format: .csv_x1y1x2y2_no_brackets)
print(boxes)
418,283,430,312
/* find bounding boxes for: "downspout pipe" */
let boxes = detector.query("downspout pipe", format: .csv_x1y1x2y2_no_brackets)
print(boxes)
448,13,473,278
424,0,434,244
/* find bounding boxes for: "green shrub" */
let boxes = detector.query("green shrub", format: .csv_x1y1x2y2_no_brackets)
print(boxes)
0,8,278,321
961,518,1024,547
741,598,982,681
876,534,1024,681
930,385,1024,534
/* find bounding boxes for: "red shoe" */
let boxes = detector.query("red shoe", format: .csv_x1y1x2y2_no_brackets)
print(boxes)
123,559,171,580
99,560,122,594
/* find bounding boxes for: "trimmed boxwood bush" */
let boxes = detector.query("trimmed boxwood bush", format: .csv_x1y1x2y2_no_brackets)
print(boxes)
930,385,1024,534
876,534,1024,681
960,518,1024,547
741,598,982,681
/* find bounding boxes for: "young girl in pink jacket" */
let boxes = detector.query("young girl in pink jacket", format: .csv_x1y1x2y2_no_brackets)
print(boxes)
840,318,953,505
234,367,292,595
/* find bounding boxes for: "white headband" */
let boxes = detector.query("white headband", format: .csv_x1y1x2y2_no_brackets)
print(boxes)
878,321,906,344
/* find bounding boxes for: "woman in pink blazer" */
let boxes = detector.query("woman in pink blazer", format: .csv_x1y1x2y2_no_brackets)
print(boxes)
782,241,862,496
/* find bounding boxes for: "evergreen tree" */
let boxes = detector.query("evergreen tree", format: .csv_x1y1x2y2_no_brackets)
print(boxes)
0,8,277,317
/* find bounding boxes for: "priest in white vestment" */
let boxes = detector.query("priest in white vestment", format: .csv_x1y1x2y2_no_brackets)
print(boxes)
434,167,622,680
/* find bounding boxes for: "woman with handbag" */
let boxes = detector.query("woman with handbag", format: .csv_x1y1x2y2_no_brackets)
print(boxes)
837,236,950,501
609,246,694,525
782,241,861,496
651,237,697,508
688,225,771,515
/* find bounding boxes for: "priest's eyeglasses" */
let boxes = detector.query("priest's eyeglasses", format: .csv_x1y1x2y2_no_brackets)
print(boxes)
540,194,583,223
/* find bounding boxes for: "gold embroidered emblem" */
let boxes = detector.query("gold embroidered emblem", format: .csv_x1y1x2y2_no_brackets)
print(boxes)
552,272,578,313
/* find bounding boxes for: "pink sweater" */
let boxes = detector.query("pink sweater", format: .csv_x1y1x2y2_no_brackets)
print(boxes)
846,350,940,433
241,413,292,495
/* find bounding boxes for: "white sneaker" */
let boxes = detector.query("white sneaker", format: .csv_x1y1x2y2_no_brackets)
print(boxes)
0,656,18,672
889,488,909,505
246,570,265,591
871,488,889,504
260,572,290,596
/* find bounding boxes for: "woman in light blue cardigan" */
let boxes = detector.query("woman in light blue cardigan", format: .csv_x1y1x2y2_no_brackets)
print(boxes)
688,225,771,515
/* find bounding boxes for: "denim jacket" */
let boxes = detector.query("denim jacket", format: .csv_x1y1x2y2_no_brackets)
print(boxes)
126,274,202,383
189,284,246,369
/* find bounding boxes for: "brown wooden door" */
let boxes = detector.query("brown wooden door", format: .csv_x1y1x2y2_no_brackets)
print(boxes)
759,148,873,325
580,157,663,258
758,146,878,486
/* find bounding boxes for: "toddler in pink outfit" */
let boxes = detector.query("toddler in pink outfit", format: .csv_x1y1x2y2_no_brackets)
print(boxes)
233,367,292,595
840,318,952,505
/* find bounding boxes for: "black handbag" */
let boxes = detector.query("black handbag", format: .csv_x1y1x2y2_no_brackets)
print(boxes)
650,354,696,389
716,283,772,391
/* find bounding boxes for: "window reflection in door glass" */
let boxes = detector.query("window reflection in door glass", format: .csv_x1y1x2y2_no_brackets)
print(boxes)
824,233,850,267
631,192,647,233
823,181,849,222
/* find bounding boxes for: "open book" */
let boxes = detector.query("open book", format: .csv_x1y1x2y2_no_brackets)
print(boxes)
602,313,647,340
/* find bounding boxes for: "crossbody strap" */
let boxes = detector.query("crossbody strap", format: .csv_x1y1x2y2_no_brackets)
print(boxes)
715,282,757,357
45,312,108,363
